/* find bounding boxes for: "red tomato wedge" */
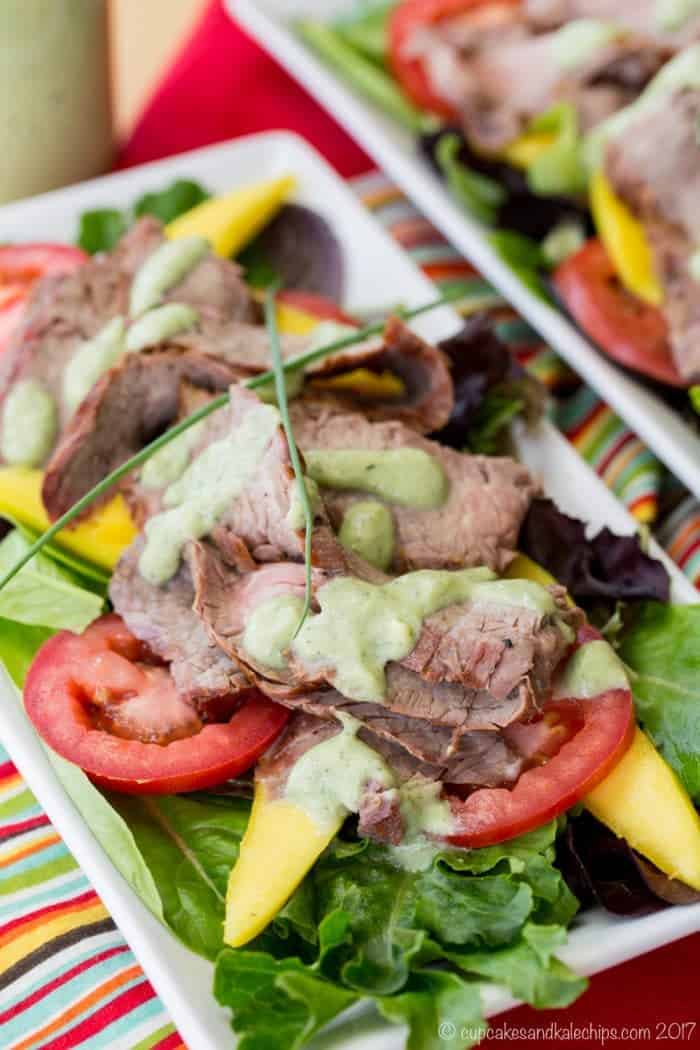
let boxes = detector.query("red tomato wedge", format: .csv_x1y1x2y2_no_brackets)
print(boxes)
447,629,636,847
554,239,685,388
0,243,87,353
24,614,289,795
277,289,358,326
389,0,520,118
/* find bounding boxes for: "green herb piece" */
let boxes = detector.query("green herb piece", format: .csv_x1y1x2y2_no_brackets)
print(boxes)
690,385,700,413
489,230,550,300
466,385,526,454
0,530,103,631
134,179,210,224
297,19,427,132
76,179,210,254
525,102,588,197
0,290,458,595
619,601,700,801
435,134,507,226
333,2,393,65
77,209,129,254
264,286,314,634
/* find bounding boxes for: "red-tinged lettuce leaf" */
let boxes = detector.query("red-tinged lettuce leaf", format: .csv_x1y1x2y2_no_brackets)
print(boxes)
519,499,670,605
433,314,542,453
241,203,345,300
557,811,700,916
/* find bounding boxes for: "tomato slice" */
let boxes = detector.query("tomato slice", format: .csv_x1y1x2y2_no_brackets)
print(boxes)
389,0,520,118
276,289,358,326
446,629,636,848
0,243,87,353
553,239,685,388
24,614,289,795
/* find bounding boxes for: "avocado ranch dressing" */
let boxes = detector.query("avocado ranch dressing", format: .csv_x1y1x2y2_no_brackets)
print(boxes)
655,0,700,31
283,713,454,867
550,19,623,71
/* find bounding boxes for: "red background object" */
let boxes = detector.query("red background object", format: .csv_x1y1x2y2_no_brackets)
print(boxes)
119,3,699,1045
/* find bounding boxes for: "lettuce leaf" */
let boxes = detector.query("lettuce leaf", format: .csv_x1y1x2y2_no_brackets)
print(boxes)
77,179,210,254
0,530,103,631
619,602,700,801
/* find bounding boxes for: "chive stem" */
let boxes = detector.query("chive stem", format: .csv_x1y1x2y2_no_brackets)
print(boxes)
0,288,460,593
263,285,314,636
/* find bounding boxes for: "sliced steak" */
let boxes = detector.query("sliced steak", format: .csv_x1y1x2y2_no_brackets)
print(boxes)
403,9,668,152
525,0,700,49
42,350,244,521
109,536,252,713
290,400,538,572
0,217,255,466
605,87,700,380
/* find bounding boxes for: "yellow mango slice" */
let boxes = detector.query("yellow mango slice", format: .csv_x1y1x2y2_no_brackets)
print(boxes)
165,175,296,258
0,467,136,571
224,780,340,947
312,368,405,400
505,552,700,888
586,728,700,890
275,300,322,335
501,129,557,169
590,169,662,307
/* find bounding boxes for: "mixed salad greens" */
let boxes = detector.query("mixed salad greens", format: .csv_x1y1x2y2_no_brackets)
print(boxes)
0,172,699,1050
298,0,700,420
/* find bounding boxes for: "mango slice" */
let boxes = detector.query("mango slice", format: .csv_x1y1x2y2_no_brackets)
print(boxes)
501,129,556,169
224,780,340,947
590,169,662,307
165,175,296,258
275,300,322,335
586,728,700,890
0,467,136,571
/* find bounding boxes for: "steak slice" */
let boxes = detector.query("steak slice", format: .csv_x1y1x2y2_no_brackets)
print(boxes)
525,0,700,50
605,87,700,381
109,537,252,713
290,400,538,572
0,217,255,466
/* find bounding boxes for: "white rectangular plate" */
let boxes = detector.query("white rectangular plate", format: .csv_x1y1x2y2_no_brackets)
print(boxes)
231,0,700,502
0,132,698,1050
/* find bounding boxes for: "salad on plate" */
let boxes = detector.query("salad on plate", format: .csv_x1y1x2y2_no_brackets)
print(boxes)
298,0,700,418
1,171,699,1050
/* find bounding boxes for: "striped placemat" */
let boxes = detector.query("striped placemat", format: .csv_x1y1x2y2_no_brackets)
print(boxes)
1,172,699,1050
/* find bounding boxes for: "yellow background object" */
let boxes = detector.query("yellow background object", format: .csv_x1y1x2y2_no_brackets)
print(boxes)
0,468,136,571
224,780,340,947
590,170,662,306
586,728,700,890
165,175,296,257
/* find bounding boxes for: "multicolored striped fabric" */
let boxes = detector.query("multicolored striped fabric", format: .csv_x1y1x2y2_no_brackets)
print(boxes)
352,172,700,584
3,169,700,1050
0,754,184,1050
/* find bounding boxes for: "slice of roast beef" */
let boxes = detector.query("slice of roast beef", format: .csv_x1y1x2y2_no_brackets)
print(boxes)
605,87,700,381
0,217,255,467
525,0,700,49
402,8,668,152
290,400,538,572
109,536,252,714
42,350,245,521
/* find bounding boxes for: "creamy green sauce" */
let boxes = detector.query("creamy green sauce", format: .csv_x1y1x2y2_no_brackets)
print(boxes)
285,713,395,831
243,594,305,670
339,500,395,571
689,250,700,283
286,476,322,531
1,379,57,466
139,402,280,585
125,303,198,353
129,236,209,318
305,448,448,509
550,19,622,72
390,779,454,871
140,419,206,490
242,569,565,703
553,639,628,699
585,44,700,168
62,316,126,416
655,0,700,31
